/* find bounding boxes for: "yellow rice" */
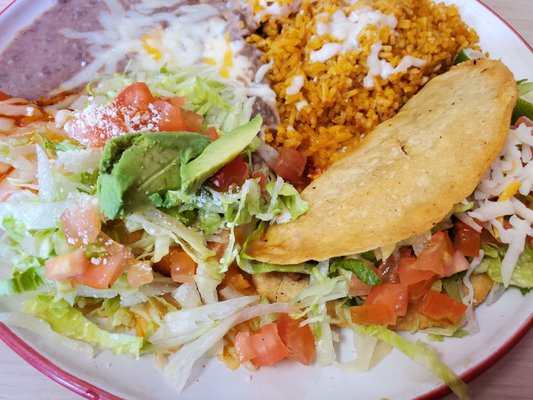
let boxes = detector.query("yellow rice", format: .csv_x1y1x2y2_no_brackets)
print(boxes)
248,0,479,175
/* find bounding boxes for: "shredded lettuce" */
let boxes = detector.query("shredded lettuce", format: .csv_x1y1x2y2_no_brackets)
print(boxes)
329,258,382,285
358,325,468,400
476,243,533,288
0,267,44,296
89,66,255,133
24,295,143,357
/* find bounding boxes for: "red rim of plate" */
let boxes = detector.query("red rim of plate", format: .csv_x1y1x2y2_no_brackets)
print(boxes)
0,1,532,399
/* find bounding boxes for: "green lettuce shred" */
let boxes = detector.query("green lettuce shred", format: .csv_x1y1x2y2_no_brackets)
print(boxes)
476,244,533,288
24,295,143,357
358,325,468,400
0,267,44,296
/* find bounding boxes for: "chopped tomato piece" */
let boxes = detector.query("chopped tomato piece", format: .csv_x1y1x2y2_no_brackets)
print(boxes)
418,291,467,325
249,323,289,366
204,126,219,141
442,250,470,278
127,260,154,288
211,155,249,192
64,105,128,148
276,314,315,365
44,248,90,281
234,331,258,363
411,231,455,277
165,248,197,283
168,96,186,108
398,256,436,286
153,100,187,132
234,323,289,366
114,82,154,114
60,204,101,246
273,147,307,184
350,304,397,325
365,283,408,317
454,221,481,257
377,254,400,284
74,236,133,289
251,171,269,190
182,109,203,133
0,91,10,101
348,273,372,297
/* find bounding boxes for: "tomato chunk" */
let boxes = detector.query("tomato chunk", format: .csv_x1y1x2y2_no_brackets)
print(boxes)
182,109,203,133
60,204,101,246
348,273,372,297
204,126,219,141
237,323,289,367
211,156,249,192
114,82,154,114
276,314,315,365
154,248,197,283
350,304,397,325
514,116,533,128
153,100,188,132
127,260,154,288
44,248,90,281
234,331,258,363
273,147,307,184
418,291,467,325
398,256,435,286
74,236,133,289
454,221,481,257
365,283,408,317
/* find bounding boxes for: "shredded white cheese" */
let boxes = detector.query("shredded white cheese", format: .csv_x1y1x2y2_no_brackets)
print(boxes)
467,121,533,287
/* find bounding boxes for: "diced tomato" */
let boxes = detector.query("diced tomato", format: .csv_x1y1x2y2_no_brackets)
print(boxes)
276,314,315,365
60,204,101,246
234,323,289,366
234,331,258,363
397,256,437,302
44,248,90,281
204,126,219,141
64,106,128,148
182,109,203,133
514,116,533,128
0,91,10,101
166,248,197,283
398,256,436,286
249,323,289,366
377,254,400,284
528,235,533,249
74,236,133,289
411,231,455,277
153,100,188,132
127,260,154,288
350,304,397,325
251,171,269,190
153,248,197,283
454,221,481,257
168,96,186,108
418,291,467,325
114,82,154,114
273,147,307,184
211,155,249,192
365,283,408,317
442,250,470,278
348,274,372,297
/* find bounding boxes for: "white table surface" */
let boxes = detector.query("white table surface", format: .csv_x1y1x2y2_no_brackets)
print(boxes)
0,0,532,399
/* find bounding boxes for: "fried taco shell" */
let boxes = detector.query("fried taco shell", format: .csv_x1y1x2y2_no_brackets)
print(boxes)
248,58,518,264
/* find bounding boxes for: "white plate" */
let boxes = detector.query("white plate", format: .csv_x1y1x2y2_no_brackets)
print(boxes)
0,1,532,399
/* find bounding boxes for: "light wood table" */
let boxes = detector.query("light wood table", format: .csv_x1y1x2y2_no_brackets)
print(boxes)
0,1,532,399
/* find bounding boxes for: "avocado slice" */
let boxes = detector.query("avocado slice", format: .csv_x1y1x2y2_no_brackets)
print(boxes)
97,132,211,219
180,115,262,194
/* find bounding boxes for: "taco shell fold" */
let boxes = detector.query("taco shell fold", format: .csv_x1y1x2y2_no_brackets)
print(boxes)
248,58,518,264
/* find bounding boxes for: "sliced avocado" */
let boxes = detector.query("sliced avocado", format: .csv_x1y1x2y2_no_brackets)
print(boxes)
180,115,262,194
97,132,211,219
